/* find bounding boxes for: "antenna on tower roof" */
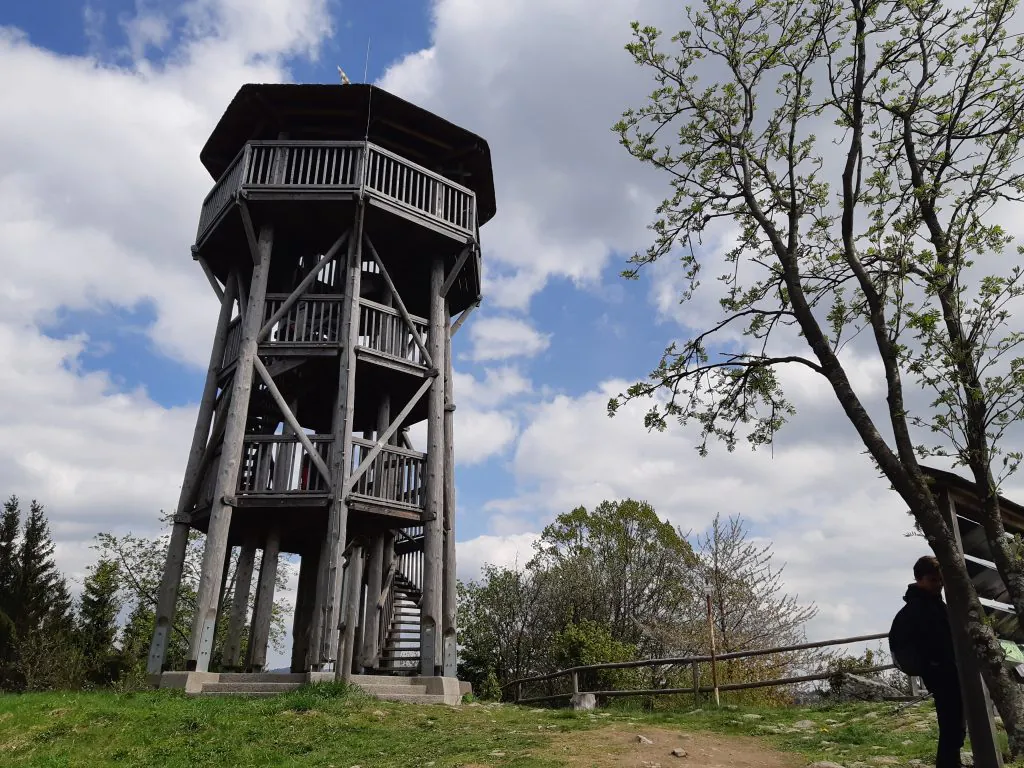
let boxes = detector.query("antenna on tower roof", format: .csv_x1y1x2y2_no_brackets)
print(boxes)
337,66,350,85
364,37,373,141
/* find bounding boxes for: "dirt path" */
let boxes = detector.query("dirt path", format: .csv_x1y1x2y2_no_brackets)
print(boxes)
466,725,804,768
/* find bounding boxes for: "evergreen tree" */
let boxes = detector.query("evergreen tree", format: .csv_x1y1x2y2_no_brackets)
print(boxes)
79,559,122,684
15,500,72,638
0,496,20,684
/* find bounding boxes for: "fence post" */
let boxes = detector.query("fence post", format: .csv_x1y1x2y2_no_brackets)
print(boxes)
691,661,700,706
571,671,579,696
516,682,522,703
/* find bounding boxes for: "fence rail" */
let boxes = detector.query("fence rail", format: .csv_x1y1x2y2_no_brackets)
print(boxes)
263,294,345,345
358,299,429,366
238,435,332,494
503,632,894,705
349,438,426,508
196,140,477,243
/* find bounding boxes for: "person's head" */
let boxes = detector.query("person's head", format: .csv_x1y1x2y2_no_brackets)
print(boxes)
914,555,943,595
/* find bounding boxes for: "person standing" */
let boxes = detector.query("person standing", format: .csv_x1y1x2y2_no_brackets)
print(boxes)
889,555,965,768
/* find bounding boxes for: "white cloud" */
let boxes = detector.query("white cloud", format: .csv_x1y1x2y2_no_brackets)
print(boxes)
467,316,551,362
455,533,541,582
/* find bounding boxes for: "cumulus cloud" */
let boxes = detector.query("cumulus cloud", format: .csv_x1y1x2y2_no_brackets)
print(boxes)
467,316,551,362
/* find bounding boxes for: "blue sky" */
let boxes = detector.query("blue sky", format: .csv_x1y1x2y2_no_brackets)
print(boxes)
0,0,934,665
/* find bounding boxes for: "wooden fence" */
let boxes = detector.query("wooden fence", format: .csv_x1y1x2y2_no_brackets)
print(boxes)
502,632,899,705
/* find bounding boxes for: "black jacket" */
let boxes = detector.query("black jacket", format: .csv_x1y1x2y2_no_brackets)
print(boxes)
889,584,957,678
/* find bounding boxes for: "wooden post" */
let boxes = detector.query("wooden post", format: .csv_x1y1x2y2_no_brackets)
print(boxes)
571,671,579,695
210,553,233,665
315,204,364,669
246,527,281,672
941,491,1003,768
442,302,458,678
707,594,720,707
187,226,273,672
291,549,319,672
308,535,330,670
337,543,365,682
148,270,238,675
223,538,256,669
692,661,701,706
421,256,446,677
360,534,386,670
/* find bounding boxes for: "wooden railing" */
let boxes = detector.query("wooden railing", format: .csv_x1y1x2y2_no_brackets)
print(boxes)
238,435,332,494
196,140,477,243
503,632,897,705
263,294,345,344
358,299,429,366
397,545,424,592
349,438,426,508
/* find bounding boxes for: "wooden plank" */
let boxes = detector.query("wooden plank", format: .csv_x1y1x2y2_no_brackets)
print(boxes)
187,225,273,672
442,303,458,677
360,535,386,670
252,356,332,486
439,245,473,299
354,347,427,377
198,256,225,301
346,377,433,493
362,233,434,370
316,203,364,668
246,527,281,671
344,496,423,522
238,202,261,266
337,544,365,682
420,256,446,677
147,269,238,675
235,270,248,323
291,550,319,672
257,229,351,342
233,494,330,508
222,539,256,668
450,301,478,338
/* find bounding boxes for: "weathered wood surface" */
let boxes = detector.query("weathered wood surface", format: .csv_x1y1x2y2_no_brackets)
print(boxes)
362,234,433,369
338,544,365,682
361,535,386,670
420,256,446,677
223,539,256,668
442,303,458,677
247,527,281,671
187,224,273,672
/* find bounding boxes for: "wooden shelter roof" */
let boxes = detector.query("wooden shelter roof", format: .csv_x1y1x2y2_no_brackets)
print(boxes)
921,465,1024,532
199,83,497,225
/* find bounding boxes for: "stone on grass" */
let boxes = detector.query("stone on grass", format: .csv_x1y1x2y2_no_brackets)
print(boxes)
638,735,654,745
793,720,817,730
961,752,974,767
571,693,597,711
808,762,845,768
869,757,899,765
742,713,762,720
671,748,688,758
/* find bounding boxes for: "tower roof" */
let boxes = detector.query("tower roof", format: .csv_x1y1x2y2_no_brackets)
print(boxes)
200,83,497,225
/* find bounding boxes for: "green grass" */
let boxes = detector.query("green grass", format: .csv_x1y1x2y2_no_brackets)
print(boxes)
0,686,1011,767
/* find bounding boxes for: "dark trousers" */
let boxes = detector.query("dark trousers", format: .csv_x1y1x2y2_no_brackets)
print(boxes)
924,671,965,768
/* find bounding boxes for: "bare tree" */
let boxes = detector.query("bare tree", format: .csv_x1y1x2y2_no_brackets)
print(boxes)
611,0,1024,749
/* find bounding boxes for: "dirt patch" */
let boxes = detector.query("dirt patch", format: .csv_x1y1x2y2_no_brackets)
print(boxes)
537,726,803,768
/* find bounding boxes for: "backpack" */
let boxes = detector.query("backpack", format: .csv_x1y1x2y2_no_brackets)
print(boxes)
888,606,924,677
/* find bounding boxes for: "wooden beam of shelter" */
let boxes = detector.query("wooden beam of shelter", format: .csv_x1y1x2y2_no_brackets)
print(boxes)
450,300,479,337
362,234,434,370
258,230,351,342
239,202,261,266
439,245,473,299
198,256,225,301
235,271,248,322
252,356,332,486
345,376,433,494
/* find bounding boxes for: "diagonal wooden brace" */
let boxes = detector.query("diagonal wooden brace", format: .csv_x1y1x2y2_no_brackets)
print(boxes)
253,356,332,487
450,300,479,337
198,256,225,301
239,201,261,266
362,234,434,369
346,376,434,494
258,229,352,342
439,245,474,299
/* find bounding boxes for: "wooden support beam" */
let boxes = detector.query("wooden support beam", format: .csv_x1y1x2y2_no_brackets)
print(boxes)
148,268,238,676
442,302,458,678
239,202,261,266
360,535,386,671
315,204,365,668
246,528,281,671
198,256,225,302
345,377,433,493
291,550,319,672
421,256,446,677
362,234,434,369
252,356,332,486
235,271,248,322
187,225,274,672
450,300,479,338
223,539,256,669
258,229,351,342
439,245,473,299
337,544,365,682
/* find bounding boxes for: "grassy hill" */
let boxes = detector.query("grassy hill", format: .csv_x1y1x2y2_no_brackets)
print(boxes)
0,684,1009,767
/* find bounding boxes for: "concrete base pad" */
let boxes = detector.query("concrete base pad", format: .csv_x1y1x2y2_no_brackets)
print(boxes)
154,671,467,705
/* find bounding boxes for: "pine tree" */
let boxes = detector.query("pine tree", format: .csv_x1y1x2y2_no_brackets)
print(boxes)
15,501,71,637
0,496,20,685
79,559,122,684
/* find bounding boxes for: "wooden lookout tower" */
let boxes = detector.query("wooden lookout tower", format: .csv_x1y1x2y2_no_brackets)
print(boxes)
147,83,493,688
